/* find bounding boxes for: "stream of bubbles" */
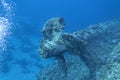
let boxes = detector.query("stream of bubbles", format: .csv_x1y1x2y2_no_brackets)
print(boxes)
0,0,14,75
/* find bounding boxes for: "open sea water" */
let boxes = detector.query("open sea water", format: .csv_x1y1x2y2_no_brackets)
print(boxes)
0,0,120,80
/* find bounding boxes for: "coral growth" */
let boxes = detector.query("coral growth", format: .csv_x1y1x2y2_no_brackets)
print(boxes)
38,18,120,80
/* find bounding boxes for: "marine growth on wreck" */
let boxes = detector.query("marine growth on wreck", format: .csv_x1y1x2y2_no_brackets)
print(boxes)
38,17,120,80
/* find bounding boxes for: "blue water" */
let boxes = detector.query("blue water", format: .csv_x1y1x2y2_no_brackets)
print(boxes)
0,0,120,80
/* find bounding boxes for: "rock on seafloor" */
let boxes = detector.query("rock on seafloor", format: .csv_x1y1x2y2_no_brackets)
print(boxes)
38,18,120,80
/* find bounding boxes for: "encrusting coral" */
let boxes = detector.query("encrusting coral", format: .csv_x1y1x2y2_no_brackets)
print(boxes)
38,18,120,80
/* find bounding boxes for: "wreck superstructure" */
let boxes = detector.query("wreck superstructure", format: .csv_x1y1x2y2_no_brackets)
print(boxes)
38,18,120,80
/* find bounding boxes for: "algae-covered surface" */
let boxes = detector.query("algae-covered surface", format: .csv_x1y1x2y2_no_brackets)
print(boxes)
38,18,120,80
